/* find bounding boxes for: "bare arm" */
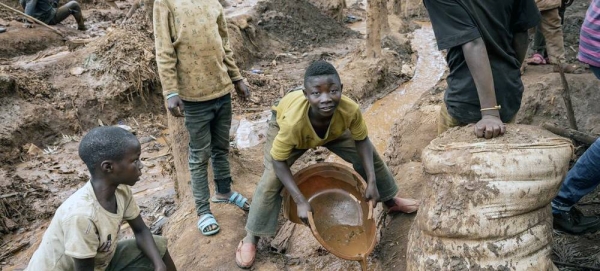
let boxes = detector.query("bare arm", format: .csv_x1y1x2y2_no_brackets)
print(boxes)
272,160,311,224
462,37,506,139
128,215,167,271
355,137,379,202
73,258,95,271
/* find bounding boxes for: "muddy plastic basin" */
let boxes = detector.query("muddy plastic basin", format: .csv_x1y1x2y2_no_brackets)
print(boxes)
282,163,377,262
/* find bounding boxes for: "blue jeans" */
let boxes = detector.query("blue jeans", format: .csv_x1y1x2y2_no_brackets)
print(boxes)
552,139,600,213
183,94,232,216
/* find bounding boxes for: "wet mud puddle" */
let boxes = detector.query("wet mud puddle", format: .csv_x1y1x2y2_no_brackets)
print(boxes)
325,22,445,161
362,23,445,153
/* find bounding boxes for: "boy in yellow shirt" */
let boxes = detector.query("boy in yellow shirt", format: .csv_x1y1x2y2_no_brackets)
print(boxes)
25,127,176,271
235,61,418,268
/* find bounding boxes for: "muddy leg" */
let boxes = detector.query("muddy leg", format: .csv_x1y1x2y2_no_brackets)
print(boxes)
54,1,86,30
539,8,566,64
125,0,141,19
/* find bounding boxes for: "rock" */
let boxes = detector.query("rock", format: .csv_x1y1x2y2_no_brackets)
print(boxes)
26,144,43,156
139,136,155,144
0,74,15,97
4,218,17,231
69,67,86,76
114,124,135,134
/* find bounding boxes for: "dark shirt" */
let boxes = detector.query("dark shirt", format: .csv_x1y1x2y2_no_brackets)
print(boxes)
21,0,57,24
424,0,541,123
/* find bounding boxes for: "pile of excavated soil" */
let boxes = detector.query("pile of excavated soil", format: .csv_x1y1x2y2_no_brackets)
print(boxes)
85,28,158,102
256,0,359,50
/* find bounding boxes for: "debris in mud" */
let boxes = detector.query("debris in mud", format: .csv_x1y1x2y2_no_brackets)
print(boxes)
85,28,158,102
256,0,359,49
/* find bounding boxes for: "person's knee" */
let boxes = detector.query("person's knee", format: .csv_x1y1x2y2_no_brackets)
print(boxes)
66,1,81,9
189,148,211,167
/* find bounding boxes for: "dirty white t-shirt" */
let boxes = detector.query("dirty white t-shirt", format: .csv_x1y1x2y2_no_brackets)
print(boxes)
25,181,140,271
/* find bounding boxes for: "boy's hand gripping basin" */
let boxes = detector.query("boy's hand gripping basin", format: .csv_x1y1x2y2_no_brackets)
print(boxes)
282,163,377,266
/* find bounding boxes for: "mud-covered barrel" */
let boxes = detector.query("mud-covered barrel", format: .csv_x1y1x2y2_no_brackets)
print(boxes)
407,125,573,270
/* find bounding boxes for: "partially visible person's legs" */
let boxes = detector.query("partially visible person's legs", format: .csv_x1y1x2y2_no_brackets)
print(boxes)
539,8,566,65
325,131,418,213
209,94,233,194
437,103,463,135
183,99,220,234
243,113,306,238
107,235,175,271
552,139,600,234
238,113,306,269
51,1,86,30
529,4,566,63
531,27,548,62
209,94,250,210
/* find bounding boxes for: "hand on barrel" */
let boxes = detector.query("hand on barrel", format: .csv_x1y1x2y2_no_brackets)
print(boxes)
474,115,506,139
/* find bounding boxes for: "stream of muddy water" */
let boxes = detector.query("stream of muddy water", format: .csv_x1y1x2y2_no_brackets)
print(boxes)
362,23,445,154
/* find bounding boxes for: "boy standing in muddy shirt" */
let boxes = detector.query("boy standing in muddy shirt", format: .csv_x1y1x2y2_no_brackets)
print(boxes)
235,61,418,268
153,0,251,236
424,0,540,138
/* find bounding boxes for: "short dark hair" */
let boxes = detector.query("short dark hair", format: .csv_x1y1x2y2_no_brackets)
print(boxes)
78,126,139,173
303,60,341,86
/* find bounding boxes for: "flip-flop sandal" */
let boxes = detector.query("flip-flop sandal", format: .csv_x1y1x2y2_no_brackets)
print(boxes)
211,192,250,211
526,53,547,65
197,214,220,236
235,240,256,269
387,197,420,214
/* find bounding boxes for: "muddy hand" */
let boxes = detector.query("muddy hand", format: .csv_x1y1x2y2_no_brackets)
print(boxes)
474,115,505,139
234,80,250,101
297,200,312,226
365,182,380,206
167,95,185,117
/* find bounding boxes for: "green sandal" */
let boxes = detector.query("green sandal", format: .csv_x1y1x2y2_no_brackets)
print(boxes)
211,192,250,211
197,214,220,236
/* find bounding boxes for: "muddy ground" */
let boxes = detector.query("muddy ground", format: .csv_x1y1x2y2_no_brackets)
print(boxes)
0,0,599,270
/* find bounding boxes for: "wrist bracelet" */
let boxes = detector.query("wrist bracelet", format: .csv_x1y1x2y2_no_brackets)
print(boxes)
481,105,501,112
166,93,179,100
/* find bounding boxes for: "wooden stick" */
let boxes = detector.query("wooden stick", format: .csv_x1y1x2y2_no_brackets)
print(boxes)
554,261,600,271
542,122,598,145
0,2,65,38
557,62,578,130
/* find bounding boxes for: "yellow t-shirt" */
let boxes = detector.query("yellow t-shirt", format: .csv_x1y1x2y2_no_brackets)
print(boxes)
270,91,368,161
25,182,140,271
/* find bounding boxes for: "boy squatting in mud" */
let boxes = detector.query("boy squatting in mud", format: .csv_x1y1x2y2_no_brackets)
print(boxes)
235,60,420,269
20,0,87,30
24,127,177,271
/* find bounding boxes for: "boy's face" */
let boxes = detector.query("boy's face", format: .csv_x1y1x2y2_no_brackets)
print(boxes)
103,140,143,186
303,75,343,118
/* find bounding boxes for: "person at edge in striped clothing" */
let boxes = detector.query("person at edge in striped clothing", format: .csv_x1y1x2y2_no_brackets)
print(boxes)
550,0,600,235
578,0,600,79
